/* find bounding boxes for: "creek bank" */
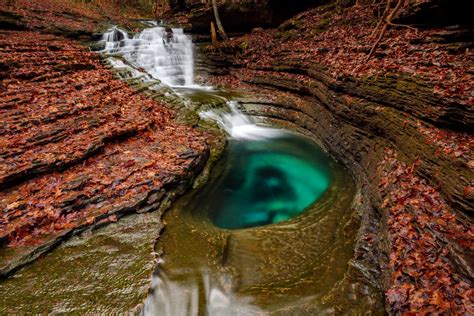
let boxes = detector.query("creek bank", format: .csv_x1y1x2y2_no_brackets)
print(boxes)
195,3,473,314
0,6,231,314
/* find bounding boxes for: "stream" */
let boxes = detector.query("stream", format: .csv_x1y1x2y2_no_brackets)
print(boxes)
0,25,381,314
101,26,363,314
142,118,357,314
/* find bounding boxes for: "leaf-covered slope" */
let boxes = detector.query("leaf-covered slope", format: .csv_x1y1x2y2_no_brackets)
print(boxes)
0,30,209,275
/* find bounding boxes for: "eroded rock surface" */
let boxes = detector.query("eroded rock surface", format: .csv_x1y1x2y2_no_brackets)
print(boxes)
0,29,209,278
197,3,473,313
1,211,164,313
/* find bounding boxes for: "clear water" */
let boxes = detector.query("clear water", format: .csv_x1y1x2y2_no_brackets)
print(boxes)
204,133,331,229
0,26,385,315
142,116,369,314
98,28,382,313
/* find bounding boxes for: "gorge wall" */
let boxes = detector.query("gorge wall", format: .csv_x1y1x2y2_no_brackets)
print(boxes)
196,2,473,313
166,0,324,32
167,0,474,34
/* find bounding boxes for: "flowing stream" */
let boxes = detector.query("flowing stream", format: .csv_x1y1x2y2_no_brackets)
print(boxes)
101,25,366,314
0,24,384,315
199,103,331,229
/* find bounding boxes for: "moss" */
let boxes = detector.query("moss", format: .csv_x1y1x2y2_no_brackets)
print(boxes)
0,211,164,313
239,40,249,52
314,17,331,32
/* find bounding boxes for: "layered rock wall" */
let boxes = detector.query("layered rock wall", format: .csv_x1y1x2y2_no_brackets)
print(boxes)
168,0,323,32
196,3,473,313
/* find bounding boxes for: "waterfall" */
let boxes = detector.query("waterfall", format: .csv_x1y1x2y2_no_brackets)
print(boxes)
200,101,283,140
101,26,194,87
102,27,129,43
100,27,281,140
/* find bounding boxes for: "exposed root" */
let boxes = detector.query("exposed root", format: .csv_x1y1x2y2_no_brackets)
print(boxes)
366,0,411,61
387,21,418,31
369,0,392,39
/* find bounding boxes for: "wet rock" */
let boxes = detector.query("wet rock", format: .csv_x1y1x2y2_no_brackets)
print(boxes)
197,26,473,312
0,11,27,30
0,211,165,314
0,30,211,280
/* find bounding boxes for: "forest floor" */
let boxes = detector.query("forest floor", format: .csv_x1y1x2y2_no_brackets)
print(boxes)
202,4,473,314
0,1,210,274
208,5,472,106
0,0,151,33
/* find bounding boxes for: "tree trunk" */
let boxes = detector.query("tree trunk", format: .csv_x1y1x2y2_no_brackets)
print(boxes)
210,21,219,45
212,0,228,41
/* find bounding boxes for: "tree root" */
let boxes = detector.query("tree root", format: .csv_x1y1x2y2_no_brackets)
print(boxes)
366,0,412,61
387,21,417,31
369,0,392,39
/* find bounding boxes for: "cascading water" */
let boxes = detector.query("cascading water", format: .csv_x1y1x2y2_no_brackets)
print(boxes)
200,101,284,140
103,27,129,43
0,23,379,316
97,25,373,315
101,26,194,86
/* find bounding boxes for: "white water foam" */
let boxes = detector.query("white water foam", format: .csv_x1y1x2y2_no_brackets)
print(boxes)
200,101,283,140
143,267,261,316
100,27,281,139
101,26,194,87
99,26,292,315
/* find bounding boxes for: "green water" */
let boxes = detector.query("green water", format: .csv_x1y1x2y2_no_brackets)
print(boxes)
144,127,384,314
0,33,387,314
199,134,331,229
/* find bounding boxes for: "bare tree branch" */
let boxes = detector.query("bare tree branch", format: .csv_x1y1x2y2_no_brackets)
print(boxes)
212,0,228,41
